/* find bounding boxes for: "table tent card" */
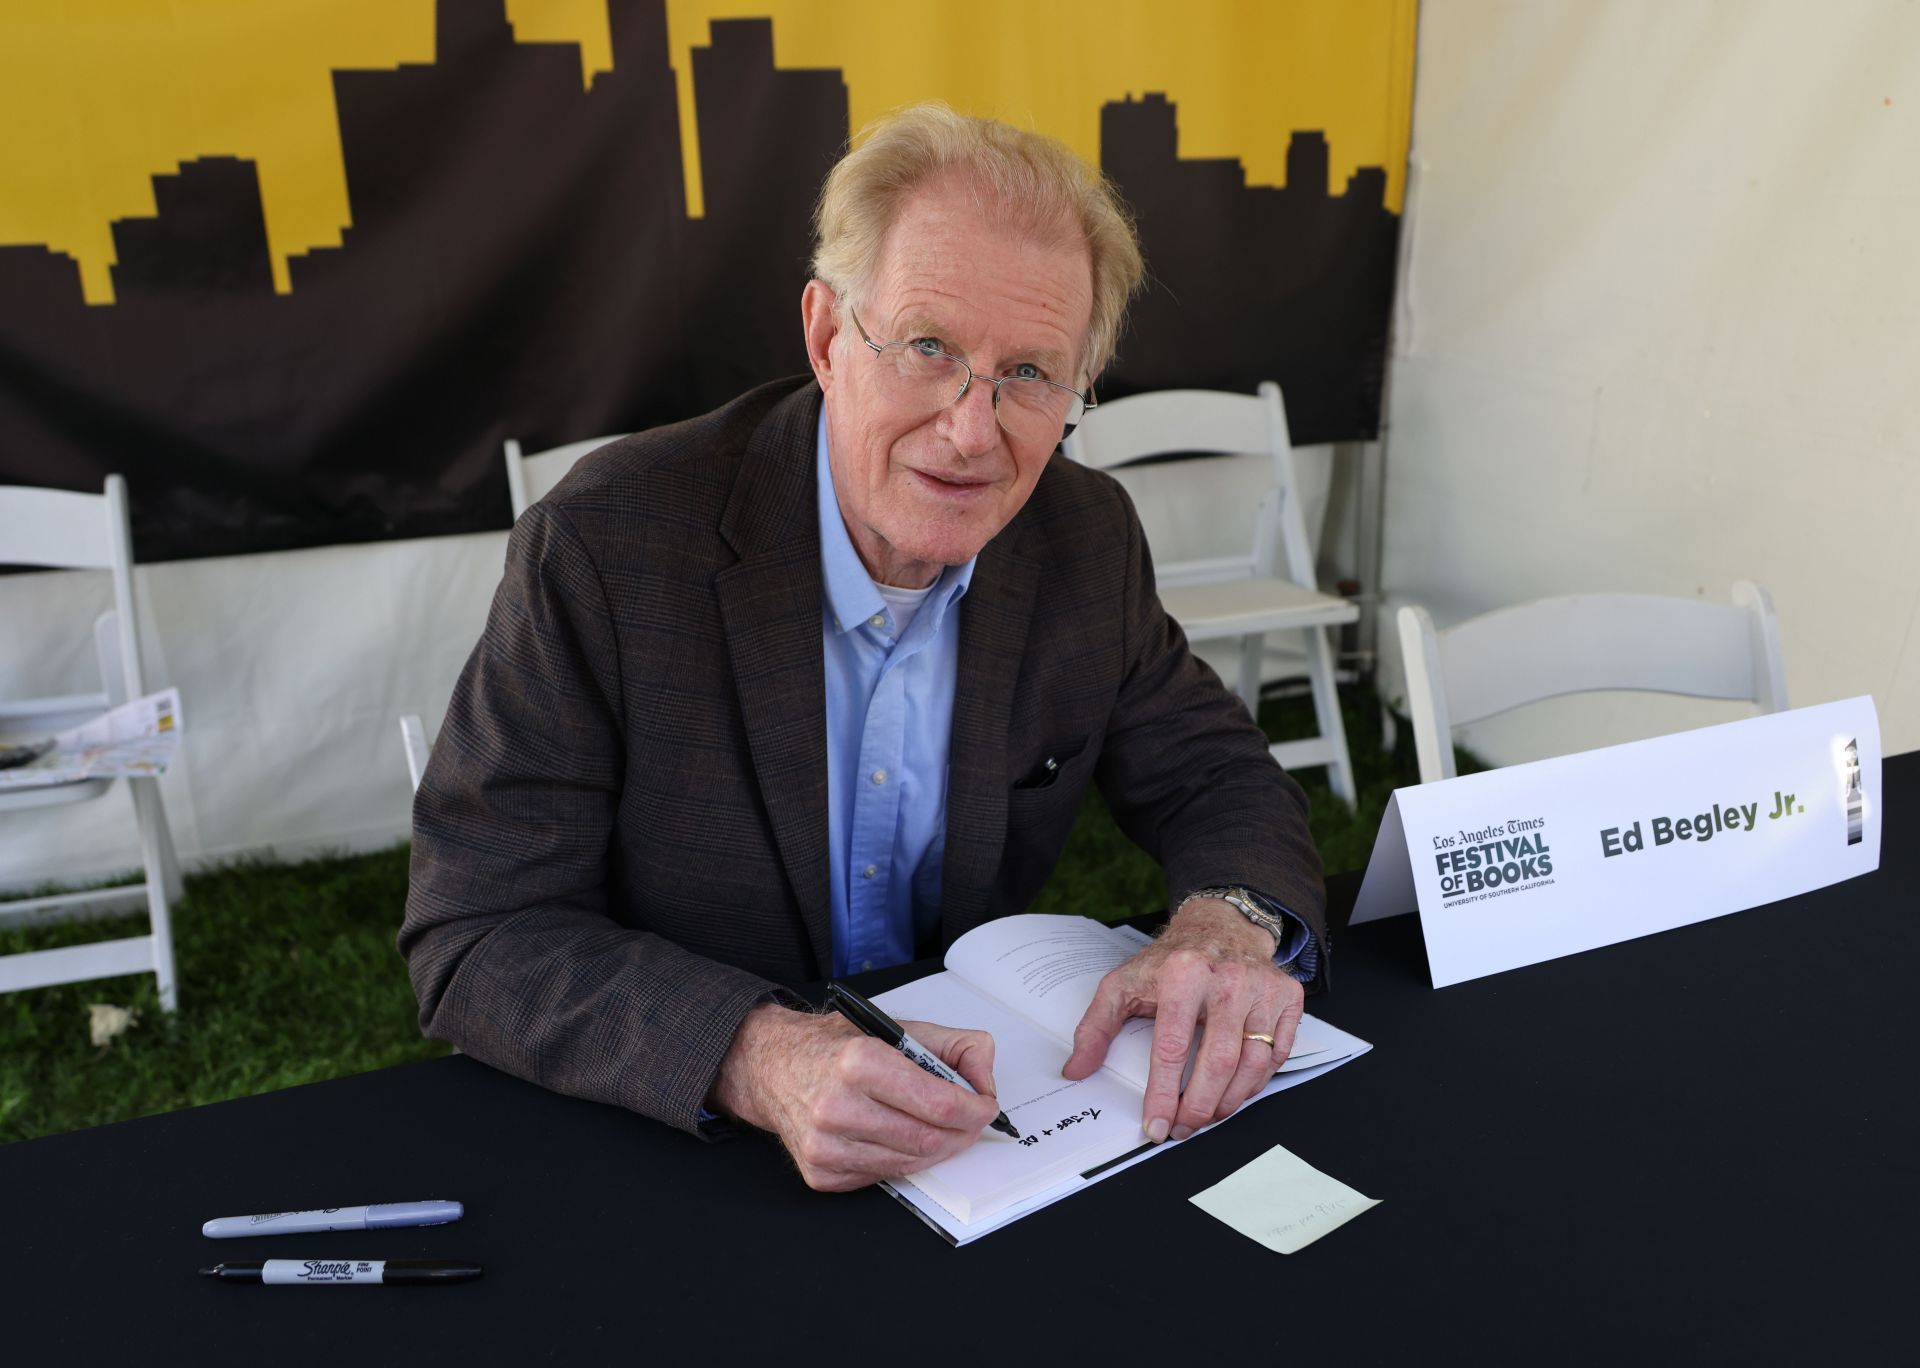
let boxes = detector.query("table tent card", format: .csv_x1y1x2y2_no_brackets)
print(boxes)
1353,697,1881,988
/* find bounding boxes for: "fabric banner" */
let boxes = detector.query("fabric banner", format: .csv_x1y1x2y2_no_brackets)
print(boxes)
0,0,1415,562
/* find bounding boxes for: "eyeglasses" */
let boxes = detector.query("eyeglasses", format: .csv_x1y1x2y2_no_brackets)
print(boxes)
851,311,1096,443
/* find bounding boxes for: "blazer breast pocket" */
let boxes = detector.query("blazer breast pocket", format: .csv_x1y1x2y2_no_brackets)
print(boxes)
1010,738,1090,792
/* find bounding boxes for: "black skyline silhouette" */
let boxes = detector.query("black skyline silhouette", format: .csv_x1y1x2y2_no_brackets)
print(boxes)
0,0,1399,562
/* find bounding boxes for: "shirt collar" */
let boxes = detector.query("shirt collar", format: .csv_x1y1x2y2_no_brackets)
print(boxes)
816,406,975,637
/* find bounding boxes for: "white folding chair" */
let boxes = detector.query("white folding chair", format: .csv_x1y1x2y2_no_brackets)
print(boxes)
0,475,183,1010
1065,382,1360,805
399,714,430,793
504,434,627,520
1397,582,1789,784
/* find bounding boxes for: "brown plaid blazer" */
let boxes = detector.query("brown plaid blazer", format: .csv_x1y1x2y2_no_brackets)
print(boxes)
402,377,1326,1135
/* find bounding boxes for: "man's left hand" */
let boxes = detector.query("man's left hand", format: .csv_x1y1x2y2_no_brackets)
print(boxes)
1060,898,1304,1142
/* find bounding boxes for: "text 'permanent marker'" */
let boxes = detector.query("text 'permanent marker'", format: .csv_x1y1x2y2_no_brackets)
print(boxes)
201,1260,481,1286
825,981,1019,1139
201,1200,463,1239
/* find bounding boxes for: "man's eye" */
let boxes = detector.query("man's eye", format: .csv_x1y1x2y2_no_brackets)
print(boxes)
1010,362,1047,382
908,337,946,357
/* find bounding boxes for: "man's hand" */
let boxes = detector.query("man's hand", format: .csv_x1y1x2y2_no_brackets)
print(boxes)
711,1003,1002,1191
1062,898,1305,1143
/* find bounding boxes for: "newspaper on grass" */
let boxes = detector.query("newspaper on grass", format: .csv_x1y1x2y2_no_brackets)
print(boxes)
0,688,183,790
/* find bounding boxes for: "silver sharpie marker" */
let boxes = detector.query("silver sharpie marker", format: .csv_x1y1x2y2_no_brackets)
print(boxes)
201,1200,463,1239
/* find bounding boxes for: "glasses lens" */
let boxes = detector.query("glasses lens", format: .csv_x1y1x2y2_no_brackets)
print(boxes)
997,379,1084,441
878,343,966,412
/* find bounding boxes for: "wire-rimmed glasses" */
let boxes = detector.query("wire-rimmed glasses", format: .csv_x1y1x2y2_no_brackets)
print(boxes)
851,311,1096,443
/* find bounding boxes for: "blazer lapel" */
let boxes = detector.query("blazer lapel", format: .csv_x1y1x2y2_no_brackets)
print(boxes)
715,385,834,977
940,529,1040,945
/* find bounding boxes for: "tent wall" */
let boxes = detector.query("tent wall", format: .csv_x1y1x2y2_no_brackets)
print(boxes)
1,536,498,890
1383,0,1920,764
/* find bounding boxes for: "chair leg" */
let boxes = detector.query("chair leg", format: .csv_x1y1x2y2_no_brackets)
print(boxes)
1303,627,1358,808
130,778,180,1012
1235,634,1263,720
153,789,185,903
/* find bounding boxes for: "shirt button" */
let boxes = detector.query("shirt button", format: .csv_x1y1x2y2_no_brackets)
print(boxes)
862,864,877,880
861,961,873,972
868,613,886,628
870,769,888,785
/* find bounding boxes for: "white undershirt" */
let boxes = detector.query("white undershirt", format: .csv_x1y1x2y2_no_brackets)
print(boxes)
874,579,936,639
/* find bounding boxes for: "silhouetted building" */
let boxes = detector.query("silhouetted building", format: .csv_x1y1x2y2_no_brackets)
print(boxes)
1286,130,1330,202
113,158,274,299
1100,96,1399,444
683,18,846,409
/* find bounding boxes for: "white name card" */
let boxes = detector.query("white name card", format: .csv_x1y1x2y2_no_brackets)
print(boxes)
1352,698,1882,987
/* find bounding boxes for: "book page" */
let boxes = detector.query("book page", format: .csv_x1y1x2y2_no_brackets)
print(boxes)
943,914,1337,1094
873,969,1148,1225
943,914,1146,1078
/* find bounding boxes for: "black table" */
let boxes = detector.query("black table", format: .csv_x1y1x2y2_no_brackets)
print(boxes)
8,756,1914,1364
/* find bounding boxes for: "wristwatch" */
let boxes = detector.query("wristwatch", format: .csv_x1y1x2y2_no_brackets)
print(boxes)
1178,885,1290,951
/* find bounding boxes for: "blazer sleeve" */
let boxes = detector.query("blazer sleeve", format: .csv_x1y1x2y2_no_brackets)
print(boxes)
399,500,795,1137
1089,479,1331,969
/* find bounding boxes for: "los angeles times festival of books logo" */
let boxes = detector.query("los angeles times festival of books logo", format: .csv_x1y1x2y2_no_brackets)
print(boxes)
1431,818,1555,908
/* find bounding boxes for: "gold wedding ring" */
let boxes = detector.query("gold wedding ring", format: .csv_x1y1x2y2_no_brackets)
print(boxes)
1243,1032,1276,1046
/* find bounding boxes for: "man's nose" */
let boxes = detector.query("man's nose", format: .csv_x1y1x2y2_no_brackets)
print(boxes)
941,375,1001,456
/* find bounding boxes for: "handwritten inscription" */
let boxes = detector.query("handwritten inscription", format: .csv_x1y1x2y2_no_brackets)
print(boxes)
1264,1197,1353,1241
1017,1107,1102,1147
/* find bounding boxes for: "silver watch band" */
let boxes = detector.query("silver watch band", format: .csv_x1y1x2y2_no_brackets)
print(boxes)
1178,885,1289,949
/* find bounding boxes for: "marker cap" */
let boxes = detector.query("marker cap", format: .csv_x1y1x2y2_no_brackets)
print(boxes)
366,1199,464,1229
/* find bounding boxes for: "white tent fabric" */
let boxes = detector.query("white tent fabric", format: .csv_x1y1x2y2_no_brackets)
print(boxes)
1,533,499,890
1382,0,1920,766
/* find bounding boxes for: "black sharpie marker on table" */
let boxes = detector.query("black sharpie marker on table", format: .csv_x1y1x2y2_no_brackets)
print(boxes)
825,981,1020,1139
202,1259,481,1286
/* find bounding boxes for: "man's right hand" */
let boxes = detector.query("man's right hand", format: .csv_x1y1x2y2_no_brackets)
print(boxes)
711,1003,1001,1191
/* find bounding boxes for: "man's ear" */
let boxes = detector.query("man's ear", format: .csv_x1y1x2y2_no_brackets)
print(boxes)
801,280,841,392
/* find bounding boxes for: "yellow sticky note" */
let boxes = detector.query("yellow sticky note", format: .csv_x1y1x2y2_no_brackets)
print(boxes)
1189,1144,1379,1254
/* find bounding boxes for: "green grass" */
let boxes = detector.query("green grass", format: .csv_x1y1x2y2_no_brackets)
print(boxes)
1031,682,1474,920
1,682,1465,1144
0,848,446,1144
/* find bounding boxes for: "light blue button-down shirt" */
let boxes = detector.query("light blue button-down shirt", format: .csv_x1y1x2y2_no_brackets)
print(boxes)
813,413,1316,984
817,413,976,976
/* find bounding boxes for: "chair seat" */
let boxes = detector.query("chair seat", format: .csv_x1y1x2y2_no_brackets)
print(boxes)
1160,578,1360,641
0,776,114,812
0,694,114,809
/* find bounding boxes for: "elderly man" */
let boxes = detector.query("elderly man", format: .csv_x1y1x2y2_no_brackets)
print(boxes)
403,105,1327,1193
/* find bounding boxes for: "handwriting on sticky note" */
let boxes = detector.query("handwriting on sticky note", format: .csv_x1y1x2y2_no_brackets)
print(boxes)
1189,1144,1379,1254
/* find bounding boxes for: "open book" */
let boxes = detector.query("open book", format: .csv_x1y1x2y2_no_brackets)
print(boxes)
872,914,1370,1242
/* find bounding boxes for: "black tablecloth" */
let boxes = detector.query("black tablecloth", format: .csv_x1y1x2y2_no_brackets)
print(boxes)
7,756,1915,1364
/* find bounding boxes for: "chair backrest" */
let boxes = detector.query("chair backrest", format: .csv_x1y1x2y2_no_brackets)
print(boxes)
0,476,144,705
505,435,627,520
1397,582,1790,783
1064,381,1315,589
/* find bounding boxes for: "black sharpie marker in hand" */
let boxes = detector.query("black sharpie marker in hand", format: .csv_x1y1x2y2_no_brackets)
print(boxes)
825,981,1019,1140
